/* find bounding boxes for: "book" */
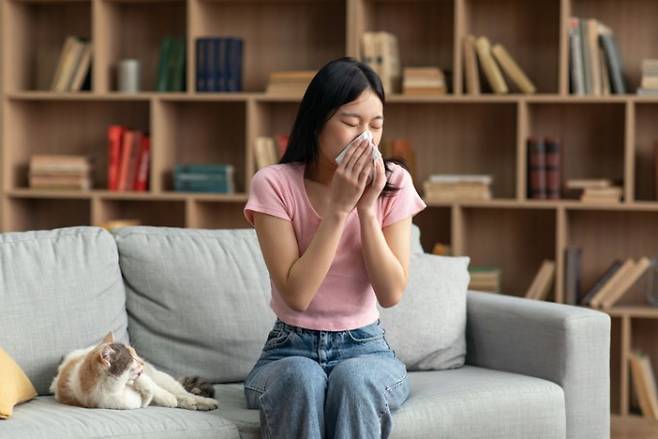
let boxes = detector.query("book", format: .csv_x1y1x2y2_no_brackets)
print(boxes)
600,256,652,309
587,18,602,96
402,67,446,95
589,258,635,308
107,125,124,191
51,36,86,92
544,138,561,199
566,178,613,190
463,35,480,95
527,137,547,199
598,23,626,94
133,135,150,191
69,40,92,92
630,351,656,418
579,18,592,95
580,259,623,306
568,17,585,95
564,247,582,305
475,36,508,94
525,260,555,300
491,43,536,94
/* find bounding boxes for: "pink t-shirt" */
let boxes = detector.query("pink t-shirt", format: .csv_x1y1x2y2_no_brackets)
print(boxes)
243,161,427,331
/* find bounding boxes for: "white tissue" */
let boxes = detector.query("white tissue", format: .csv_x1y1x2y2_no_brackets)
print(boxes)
335,130,381,165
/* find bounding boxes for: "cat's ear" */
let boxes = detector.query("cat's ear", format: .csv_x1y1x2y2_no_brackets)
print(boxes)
101,332,114,344
99,346,114,368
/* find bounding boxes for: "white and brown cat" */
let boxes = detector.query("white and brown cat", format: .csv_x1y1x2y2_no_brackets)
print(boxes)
50,332,218,411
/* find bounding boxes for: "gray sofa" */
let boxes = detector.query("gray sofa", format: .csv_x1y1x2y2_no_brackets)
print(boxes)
0,225,610,439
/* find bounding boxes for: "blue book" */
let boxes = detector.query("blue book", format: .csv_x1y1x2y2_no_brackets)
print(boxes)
196,38,207,92
226,37,243,92
175,164,234,175
215,37,227,92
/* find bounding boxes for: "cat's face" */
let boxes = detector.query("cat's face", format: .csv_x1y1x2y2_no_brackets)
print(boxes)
95,333,145,382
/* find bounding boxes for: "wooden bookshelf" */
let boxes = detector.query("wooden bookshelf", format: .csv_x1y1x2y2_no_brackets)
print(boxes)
3,0,658,428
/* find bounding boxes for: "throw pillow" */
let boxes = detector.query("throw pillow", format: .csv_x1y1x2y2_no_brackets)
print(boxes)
378,253,470,370
0,346,37,419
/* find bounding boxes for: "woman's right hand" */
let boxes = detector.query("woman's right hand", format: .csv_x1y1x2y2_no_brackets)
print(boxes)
328,137,374,215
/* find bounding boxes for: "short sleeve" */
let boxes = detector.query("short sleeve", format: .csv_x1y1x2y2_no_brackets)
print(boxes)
381,164,427,228
243,166,293,227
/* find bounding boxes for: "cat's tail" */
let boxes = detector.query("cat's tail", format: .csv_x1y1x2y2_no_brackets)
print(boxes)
178,376,215,398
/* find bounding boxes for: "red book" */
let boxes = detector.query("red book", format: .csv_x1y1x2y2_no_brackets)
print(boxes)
134,135,151,191
125,130,143,191
107,125,124,190
117,130,135,191
527,137,547,199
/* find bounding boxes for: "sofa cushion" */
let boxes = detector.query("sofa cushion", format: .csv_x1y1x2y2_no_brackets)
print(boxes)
378,253,470,370
211,366,565,439
112,226,275,383
0,226,129,395
4,396,239,439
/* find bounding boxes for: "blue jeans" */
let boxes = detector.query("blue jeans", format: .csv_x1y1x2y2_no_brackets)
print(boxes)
243,318,410,439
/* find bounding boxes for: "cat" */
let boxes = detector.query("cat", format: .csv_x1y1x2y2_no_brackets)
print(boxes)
49,332,219,411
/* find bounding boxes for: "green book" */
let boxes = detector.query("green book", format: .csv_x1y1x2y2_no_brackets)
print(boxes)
156,37,173,91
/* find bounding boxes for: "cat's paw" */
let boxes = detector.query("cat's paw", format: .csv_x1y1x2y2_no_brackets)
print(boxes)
140,390,154,408
176,394,219,411
194,395,219,411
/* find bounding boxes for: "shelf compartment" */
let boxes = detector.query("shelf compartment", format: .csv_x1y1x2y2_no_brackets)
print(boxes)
153,99,246,192
627,318,658,416
383,102,518,199
410,206,451,255
93,198,185,227
4,196,91,232
461,0,560,94
525,102,626,199
354,0,455,93
2,0,92,92
461,206,557,297
188,199,254,229
3,99,150,191
571,0,658,93
566,208,658,307
189,0,346,92
633,103,658,202
94,0,187,93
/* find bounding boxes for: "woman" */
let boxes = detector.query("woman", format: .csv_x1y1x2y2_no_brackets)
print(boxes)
242,56,427,438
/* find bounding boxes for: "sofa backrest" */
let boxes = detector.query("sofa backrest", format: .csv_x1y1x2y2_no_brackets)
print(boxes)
0,227,129,395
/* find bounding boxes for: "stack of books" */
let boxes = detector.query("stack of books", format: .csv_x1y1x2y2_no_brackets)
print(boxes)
463,35,535,95
196,37,244,92
565,178,623,203
51,35,92,92
568,18,626,95
527,137,561,199
265,71,315,96
29,155,92,190
637,59,658,96
629,350,658,419
524,260,556,301
156,36,186,92
468,266,501,293
583,257,653,309
361,31,401,95
402,67,446,96
423,175,492,201
174,164,235,193
107,125,151,192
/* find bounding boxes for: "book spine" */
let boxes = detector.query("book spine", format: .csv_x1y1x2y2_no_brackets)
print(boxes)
227,38,243,92
196,38,206,92
579,19,592,95
117,130,135,191
107,125,123,191
544,137,561,199
527,138,547,199
216,37,225,92
134,135,150,191
569,18,585,95
600,33,626,94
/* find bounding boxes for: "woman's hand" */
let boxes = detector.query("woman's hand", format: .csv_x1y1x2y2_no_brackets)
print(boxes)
356,155,386,217
327,137,374,215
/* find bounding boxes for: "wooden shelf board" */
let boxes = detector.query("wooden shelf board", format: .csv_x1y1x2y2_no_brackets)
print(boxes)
7,189,248,202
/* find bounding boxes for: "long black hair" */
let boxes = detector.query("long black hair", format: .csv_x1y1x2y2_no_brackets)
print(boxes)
279,56,406,197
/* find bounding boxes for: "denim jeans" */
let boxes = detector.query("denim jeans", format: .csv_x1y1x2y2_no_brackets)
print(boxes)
243,318,410,439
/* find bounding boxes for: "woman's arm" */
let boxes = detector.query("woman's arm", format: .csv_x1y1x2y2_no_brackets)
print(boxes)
253,209,349,312
358,212,411,307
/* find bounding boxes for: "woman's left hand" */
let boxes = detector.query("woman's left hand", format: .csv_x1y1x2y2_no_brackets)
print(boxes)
356,156,386,216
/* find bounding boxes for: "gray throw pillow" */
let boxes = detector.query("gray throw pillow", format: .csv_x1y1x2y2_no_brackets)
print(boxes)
378,253,470,370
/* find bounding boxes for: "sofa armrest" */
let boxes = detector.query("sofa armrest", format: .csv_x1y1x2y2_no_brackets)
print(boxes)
465,290,611,439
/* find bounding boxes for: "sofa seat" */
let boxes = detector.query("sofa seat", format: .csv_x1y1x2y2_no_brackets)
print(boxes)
7,396,241,439
212,365,566,439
